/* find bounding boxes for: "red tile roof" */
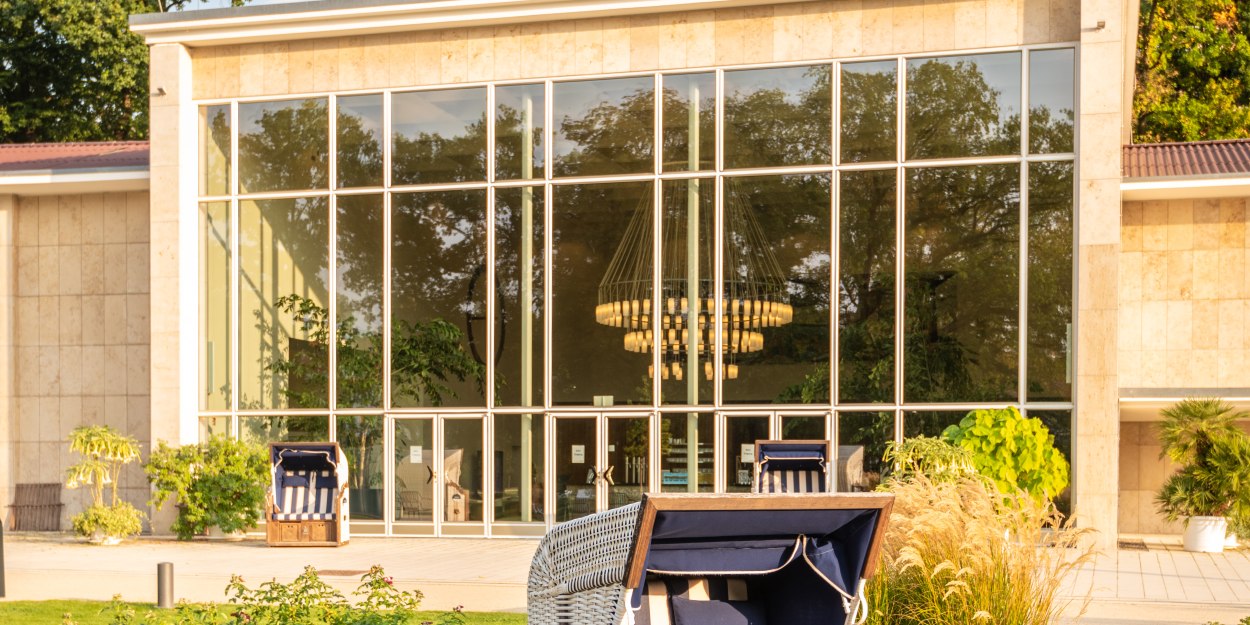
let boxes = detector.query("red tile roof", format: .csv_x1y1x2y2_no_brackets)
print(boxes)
1123,139,1250,179
0,141,150,173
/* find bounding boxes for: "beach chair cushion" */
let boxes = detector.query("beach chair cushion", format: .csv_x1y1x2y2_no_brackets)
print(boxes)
670,596,767,625
273,469,337,521
637,577,762,625
759,469,824,493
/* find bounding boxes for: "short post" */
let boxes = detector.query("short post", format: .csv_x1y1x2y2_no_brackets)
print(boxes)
157,562,173,608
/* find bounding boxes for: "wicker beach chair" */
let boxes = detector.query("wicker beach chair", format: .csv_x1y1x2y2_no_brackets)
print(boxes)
754,440,833,494
265,442,350,547
528,493,893,625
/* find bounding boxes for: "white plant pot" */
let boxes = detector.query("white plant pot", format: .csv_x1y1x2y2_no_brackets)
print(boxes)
207,526,247,541
1183,516,1228,553
88,532,123,546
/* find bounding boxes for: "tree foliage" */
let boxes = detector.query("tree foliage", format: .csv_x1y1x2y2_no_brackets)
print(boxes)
0,0,243,143
1135,0,1250,142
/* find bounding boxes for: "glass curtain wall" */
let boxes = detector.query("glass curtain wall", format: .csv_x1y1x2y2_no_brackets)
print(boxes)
197,46,1076,535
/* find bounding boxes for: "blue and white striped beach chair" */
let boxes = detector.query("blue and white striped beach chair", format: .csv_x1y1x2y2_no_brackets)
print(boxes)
754,440,832,494
266,442,350,546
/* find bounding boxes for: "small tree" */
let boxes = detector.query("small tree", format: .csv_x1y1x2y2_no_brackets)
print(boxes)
1155,398,1250,523
146,436,269,540
942,407,1070,502
65,425,144,541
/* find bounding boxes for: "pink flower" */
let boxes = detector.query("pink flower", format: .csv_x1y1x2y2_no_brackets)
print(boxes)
383,576,394,586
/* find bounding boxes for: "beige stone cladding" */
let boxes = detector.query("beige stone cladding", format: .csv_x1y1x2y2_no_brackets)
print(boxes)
1119,198,1250,389
189,0,1082,99
11,191,152,528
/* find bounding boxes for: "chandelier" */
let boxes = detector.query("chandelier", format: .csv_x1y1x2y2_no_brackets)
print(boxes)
594,181,792,381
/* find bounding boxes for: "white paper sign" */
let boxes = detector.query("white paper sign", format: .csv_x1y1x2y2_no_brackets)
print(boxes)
741,444,755,464
608,444,616,452
410,445,423,464
572,444,586,464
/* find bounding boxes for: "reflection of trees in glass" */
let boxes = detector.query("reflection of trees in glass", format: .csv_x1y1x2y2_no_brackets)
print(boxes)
840,62,896,163
724,65,831,168
727,175,830,404
905,164,1019,402
237,99,328,193
392,88,487,184
336,95,383,188
392,190,488,407
1027,162,1074,401
838,170,896,404
553,78,654,177
906,55,1020,159
337,415,384,520
240,415,329,445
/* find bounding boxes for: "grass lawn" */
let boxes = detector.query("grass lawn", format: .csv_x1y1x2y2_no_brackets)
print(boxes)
0,601,528,625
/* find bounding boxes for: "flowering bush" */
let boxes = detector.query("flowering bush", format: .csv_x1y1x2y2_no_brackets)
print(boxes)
94,566,468,625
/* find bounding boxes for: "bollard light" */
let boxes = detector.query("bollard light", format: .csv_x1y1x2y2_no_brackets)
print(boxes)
157,562,173,608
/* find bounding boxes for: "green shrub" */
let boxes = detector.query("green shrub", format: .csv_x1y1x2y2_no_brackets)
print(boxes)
70,501,144,542
65,426,145,541
145,436,269,540
942,407,1070,501
881,436,978,485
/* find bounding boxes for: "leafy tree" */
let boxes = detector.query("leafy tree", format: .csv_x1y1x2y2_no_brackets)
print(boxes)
0,0,244,143
1135,0,1250,142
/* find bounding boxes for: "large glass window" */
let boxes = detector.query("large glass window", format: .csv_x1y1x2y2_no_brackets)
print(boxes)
904,165,1019,402
906,53,1021,160
553,77,654,177
237,98,328,193
199,49,1075,535
238,197,329,410
392,87,488,185
391,190,488,408
722,175,831,404
724,65,831,168
551,182,654,406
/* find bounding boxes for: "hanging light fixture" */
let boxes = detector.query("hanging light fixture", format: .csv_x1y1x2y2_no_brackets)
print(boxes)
595,181,792,381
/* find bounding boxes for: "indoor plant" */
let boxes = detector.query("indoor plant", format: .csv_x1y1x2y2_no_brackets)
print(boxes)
145,435,269,540
64,426,145,544
1155,398,1250,552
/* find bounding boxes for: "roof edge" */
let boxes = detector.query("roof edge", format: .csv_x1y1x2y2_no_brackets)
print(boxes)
130,0,811,46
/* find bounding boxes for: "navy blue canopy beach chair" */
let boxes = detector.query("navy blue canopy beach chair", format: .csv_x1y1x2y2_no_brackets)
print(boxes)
527,493,893,625
265,442,349,547
754,440,833,493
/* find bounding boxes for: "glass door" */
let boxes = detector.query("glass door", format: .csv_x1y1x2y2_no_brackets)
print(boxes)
604,414,650,509
392,417,435,535
553,415,598,523
441,416,485,536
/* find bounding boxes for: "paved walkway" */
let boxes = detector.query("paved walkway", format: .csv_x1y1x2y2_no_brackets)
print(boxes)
3,532,1250,622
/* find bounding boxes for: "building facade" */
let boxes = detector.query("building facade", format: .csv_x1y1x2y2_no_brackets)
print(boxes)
1,0,1155,548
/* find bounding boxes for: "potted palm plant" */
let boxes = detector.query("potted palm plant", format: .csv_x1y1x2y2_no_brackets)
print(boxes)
1155,398,1250,553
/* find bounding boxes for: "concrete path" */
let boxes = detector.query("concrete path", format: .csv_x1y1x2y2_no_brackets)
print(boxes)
3,531,1250,622
0,532,537,612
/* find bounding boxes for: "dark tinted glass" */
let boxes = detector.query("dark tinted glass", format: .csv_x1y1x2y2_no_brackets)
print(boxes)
337,94,384,188
662,73,716,171
659,179,714,406
904,165,1019,402
722,175,831,404
1027,162,1074,401
390,189,488,407
553,77,654,177
724,65,832,168
337,415,384,520
392,87,487,184
840,61,897,163
495,84,546,180
724,416,769,492
1029,49,1075,154
661,413,714,493
781,416,825,439
837,411,893,491
838,169,896,404
238,98,328,193
906,53,1021,159
551,182,654,405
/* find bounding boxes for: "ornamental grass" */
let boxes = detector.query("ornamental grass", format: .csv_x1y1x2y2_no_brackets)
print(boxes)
866,475,1096,625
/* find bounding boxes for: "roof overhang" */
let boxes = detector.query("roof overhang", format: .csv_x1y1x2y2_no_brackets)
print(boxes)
1120,389,1250,421
131,0,809,46
0,167,150,197
1121,175,1250,201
